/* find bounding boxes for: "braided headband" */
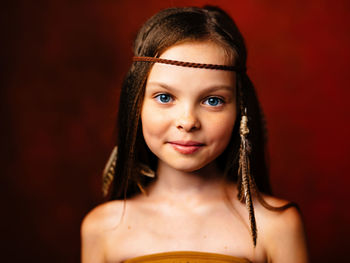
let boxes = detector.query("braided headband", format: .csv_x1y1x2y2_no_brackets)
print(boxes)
133,56,242,72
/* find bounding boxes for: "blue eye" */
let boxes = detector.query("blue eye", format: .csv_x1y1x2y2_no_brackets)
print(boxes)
155,93,172,103
204,97,224,106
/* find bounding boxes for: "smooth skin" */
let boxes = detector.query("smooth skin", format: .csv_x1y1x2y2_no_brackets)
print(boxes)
81,41,308,263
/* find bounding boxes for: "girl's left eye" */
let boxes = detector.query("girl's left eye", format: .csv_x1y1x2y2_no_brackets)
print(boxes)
203,97,224,107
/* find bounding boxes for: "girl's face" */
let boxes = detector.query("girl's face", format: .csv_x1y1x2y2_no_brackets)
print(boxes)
141,41,237,173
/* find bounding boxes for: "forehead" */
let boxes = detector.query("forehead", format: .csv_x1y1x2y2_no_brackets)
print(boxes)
159,41,233,65
147,41,236,88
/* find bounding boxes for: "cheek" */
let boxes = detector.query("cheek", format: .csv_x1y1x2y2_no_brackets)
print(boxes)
141,103,168,141
205,112,236,146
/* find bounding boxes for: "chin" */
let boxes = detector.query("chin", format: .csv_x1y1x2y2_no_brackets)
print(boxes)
168,159,215,173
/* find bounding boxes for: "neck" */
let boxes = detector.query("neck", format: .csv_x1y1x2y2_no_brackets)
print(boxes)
147,160,227,202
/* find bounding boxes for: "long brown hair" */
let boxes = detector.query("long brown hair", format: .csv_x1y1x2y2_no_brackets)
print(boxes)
109,6,272,200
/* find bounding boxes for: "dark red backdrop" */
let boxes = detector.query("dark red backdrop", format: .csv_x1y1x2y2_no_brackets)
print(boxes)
2,0,349,262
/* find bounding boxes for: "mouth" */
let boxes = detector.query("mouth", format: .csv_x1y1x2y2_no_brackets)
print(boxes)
168,141,205,154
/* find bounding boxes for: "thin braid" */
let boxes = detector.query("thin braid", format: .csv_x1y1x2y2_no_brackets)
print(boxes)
133,56,243,71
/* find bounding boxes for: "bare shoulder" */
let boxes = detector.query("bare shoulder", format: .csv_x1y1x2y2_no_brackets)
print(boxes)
81,200,126,263
256,195,303,238
81,200,125,233
256,195,309,263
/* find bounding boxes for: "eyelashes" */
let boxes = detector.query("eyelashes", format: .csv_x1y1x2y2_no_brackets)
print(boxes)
155,93,173,103
153,93,225,107
203,97,224,106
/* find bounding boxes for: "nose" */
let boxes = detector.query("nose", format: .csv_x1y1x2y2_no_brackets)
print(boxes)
175,106,200,132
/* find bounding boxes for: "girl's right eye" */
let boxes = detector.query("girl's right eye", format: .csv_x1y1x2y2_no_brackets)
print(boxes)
154,93,173,104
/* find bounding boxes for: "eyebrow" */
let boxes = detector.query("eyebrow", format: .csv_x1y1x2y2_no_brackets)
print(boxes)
147,82,235,93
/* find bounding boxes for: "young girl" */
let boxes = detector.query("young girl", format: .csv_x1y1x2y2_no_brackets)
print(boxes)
81,6,308,263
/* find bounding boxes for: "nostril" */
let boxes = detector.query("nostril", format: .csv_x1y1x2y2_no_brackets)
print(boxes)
176,116,200,132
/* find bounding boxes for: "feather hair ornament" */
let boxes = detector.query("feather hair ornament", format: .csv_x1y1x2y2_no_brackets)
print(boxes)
102,146,118,197
102,146,156,197
237,109,258,247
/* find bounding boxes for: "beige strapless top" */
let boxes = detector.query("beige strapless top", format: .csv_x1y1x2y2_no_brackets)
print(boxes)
123,251,251,263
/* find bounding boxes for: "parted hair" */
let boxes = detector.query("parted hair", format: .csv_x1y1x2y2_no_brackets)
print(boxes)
109,6,272,200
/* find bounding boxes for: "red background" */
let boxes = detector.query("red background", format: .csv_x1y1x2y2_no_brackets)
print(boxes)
2,0,350,262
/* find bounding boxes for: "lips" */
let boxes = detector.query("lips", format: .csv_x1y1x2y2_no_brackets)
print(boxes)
168,141,205,154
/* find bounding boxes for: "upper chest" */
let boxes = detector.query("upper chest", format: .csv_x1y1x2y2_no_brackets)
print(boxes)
103,201,268,263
